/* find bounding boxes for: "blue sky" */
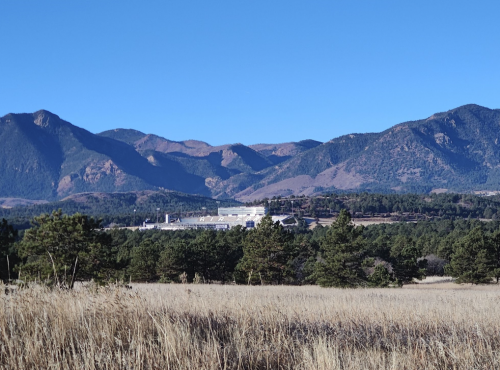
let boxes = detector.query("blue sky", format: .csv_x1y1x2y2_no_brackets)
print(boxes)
1,1,499,145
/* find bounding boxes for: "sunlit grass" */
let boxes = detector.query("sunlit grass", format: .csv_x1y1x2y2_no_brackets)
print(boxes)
1,281,500,369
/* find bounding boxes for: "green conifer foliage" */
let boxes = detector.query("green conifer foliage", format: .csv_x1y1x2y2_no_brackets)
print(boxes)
0,218,17,281
446,227,494,284
128,240,160,282
390,236,427,286
313,209,368,288
489,231,500,283
238,214,293,285
368,264,392,287
156,239,191,283
17,210,111,288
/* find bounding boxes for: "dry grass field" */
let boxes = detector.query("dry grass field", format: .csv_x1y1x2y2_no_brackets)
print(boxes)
1,282,500,369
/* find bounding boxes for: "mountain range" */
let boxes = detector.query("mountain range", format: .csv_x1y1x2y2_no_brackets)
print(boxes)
1,104,499,202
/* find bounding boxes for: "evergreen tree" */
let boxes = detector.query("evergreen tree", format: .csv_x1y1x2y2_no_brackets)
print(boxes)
157,239,191,282
237,214,293,284
446,227,494,284
288,234,318,284
128,239,160,282
390,236,427,286
189,230,218,282
168,228,244,283
17,210,111,288
313,209,368,288
437,234,460,260
0,218,17,282
489,230,500,283
368,264,392,287
213,226,245,283
367,234,391,260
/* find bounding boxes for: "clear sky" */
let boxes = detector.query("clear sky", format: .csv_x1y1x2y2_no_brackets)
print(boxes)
1,1,499,146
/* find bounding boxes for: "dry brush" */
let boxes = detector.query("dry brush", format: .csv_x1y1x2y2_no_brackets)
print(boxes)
1,283,500,369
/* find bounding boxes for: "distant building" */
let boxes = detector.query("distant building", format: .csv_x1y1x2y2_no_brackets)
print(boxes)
218,206,267,217
141,206,292,230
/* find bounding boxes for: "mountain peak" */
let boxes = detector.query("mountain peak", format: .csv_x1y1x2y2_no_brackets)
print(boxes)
32,110,62,128
453,103,488,111
33,109,58,116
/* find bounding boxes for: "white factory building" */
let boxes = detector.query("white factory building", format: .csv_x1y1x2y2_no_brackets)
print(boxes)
141,206,293,231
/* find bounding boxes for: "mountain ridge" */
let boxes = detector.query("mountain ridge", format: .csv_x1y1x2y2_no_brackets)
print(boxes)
1,104,500,201
232,104,500,201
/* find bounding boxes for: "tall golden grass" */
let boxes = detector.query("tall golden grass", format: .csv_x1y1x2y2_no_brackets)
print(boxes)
1,282,500,369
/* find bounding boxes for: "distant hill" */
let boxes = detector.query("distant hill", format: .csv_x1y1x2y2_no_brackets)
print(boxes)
1,104,500,201
0,198,48,209
0,190,239,229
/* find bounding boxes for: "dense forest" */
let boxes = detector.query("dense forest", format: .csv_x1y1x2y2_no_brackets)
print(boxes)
2,204,500,287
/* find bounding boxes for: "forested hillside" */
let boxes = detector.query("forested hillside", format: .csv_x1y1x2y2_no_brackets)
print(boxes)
248,192,500,220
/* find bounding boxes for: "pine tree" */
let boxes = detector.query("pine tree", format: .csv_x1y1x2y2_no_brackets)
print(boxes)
489,230,500,283
128,240,160,282
446,227,494,284
213,226,245,283
368,264,392,287
17,210,111,288
0,219,17,282
390,236,427,286
238,214,293,285
313,209,368,288
156,239,193,282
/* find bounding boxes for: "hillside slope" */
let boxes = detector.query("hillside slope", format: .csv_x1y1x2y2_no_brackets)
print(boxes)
235,105,500,200
0,111,211,199
2,104,500,201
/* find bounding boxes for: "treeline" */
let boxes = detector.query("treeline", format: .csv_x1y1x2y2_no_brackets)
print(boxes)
3,209,500,287
248,193,500,219
0,190,239,230
4,192,500,233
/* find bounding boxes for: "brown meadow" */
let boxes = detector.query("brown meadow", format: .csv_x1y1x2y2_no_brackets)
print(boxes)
1,282,500,369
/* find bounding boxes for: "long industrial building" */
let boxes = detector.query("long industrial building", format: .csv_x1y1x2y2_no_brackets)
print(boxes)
141,206,293,230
